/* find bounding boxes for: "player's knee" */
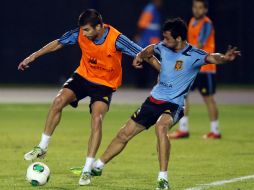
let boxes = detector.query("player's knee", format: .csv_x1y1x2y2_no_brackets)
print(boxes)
91,114,103,129
204,95,214,103
52,96,66,111
92,114,103,123
155,122,170,136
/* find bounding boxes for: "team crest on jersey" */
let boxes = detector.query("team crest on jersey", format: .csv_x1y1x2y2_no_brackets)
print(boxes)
175,60,183,71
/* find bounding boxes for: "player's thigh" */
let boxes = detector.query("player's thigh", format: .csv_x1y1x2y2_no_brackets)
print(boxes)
155,114,174,132
90,101,109,119
118,119,146,141
54,88,77,107
89,86,113,115
62,73,92,108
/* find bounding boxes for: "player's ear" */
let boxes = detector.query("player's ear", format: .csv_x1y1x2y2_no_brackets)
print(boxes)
95,24,102,31
176,36,182,42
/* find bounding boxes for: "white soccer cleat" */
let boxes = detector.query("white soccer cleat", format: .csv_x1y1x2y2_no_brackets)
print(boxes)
79,172,92,186
156,178,170,190
24,146,47,161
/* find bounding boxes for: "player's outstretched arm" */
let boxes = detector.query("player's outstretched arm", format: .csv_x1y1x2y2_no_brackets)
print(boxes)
206,46,241,65
133,44,161,71
18,39,64,71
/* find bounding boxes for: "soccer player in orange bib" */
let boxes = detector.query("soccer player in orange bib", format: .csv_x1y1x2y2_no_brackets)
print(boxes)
168,0,221,139
18,9,159,185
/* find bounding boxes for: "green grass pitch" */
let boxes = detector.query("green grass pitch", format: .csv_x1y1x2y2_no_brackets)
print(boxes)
0,103,253,190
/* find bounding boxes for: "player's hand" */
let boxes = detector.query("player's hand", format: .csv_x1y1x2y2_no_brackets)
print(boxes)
132,54,143,69
18,55,36,71
223,46,241,62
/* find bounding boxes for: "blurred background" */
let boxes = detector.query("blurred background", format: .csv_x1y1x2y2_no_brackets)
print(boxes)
1,0,253,88
1,2,254,189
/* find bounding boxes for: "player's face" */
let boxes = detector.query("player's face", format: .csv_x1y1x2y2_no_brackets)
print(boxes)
81,24,99,40
162,31,178,48
192,1,207,19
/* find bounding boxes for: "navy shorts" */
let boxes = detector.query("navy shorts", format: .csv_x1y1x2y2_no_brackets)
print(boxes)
191,72,216,96
63,73,114,113
131,97,184,129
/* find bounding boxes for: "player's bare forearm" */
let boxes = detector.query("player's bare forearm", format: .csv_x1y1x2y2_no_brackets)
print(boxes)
206,46,241,65
33,40,64,59
133,44,160,70
206,53,227,65
18,40,64,71
144,56,160,71
138,44,155,59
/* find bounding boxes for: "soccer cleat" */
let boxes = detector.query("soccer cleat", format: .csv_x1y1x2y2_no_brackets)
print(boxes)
70,166,103,176
91,167,103,176
70,167,83,176
203,132,221,139
167,130,189,139
79,172,92,186
24,146,47,161
156,178,170,190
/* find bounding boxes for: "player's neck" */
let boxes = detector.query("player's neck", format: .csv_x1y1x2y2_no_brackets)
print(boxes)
96,25,105,40
174,41,187,52
195,15,206,20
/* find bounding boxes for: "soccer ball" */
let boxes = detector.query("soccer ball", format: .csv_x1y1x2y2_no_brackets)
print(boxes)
26,162,50,186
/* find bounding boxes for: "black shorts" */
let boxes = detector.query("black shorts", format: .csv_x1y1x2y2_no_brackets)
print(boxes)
191,72,216,96
63,73,114,113
131,97,184,129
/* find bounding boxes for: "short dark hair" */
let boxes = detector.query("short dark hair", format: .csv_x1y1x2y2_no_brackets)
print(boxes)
78,9,103,27
193,0,208,8
162,18,187,40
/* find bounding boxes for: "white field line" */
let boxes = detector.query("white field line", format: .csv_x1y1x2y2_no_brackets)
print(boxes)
185,174,254,190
